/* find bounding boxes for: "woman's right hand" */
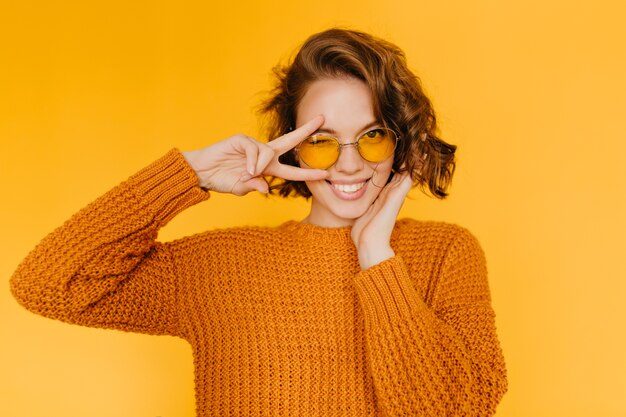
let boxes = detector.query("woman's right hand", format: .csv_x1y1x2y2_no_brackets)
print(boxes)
182,115,327,196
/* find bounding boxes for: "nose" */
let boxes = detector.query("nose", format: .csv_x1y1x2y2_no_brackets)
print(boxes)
333,142,364,174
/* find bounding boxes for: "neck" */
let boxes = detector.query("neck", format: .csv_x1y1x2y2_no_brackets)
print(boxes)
302,201,355,228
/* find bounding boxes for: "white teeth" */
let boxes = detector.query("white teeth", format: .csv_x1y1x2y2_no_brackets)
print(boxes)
332,182,365,193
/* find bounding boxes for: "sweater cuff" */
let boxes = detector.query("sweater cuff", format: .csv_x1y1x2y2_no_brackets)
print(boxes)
354,256,427,328
127,148,210,226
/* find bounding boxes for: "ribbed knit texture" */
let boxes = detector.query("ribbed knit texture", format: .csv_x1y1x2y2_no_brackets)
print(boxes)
10,149,508,416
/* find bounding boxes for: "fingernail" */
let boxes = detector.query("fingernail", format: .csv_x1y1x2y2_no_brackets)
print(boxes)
247,165,254,175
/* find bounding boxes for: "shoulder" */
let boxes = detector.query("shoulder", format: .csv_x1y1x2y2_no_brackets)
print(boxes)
164,223,282,253
394,219,491,300
392,218,486,268
393,218,482,248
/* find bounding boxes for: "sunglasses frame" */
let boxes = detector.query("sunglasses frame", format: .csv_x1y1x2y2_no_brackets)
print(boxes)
295,127,400,170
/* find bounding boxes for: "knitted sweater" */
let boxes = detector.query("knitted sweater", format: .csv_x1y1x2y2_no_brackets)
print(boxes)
10,149,508,416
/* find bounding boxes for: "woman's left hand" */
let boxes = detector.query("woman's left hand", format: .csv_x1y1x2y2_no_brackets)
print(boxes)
351,172,413,270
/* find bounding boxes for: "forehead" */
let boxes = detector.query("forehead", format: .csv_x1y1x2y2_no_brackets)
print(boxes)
296,77,376,134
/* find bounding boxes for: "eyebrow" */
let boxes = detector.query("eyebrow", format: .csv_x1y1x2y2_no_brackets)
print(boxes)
315,120,381,135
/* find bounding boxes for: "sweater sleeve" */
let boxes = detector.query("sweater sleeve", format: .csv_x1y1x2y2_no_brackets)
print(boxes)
353,226,508,416
9,149,209,338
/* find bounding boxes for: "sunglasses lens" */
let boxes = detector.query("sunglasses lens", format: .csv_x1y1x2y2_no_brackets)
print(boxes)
298,136,339,169
358,129,397,162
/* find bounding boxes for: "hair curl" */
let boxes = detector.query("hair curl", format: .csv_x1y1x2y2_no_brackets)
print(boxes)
258,27,456,199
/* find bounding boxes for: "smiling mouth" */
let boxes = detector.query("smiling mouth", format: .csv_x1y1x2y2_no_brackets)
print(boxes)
326,179,368,193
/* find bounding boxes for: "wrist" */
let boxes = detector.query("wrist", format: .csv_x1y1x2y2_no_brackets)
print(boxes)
182,150,200,172
358,245,395,270
181,150,208,189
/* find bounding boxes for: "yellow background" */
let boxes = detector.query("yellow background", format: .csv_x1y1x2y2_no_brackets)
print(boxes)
2,0,625,416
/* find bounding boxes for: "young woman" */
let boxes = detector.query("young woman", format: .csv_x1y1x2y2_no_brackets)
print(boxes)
10,28,508,416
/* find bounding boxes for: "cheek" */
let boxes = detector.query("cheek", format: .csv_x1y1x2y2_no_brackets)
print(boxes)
305,179,326,197
370,160,394,188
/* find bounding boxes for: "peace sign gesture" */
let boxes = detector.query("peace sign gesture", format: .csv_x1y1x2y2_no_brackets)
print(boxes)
183,116,328,196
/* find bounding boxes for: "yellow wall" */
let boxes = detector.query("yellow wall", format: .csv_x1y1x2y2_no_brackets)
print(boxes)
2,1,625,416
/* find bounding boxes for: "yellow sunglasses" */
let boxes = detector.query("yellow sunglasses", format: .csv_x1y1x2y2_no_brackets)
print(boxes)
296,127,399,170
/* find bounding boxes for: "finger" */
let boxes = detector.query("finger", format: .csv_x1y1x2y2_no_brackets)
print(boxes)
399,172,413,192
389,171,412,194
385,177,413,213
270,164,328,182
255,144,275,176
381,173,407,195
375,182,394,205
268,115,324,154
235,136,260,175
386,170,409,188
245,177,269,194
385,173,412,200
375,172,411,207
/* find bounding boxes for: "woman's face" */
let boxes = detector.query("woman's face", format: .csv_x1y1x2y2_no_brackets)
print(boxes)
295,76,394,228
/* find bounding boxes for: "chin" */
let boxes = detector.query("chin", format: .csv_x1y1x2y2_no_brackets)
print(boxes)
329,200,373,222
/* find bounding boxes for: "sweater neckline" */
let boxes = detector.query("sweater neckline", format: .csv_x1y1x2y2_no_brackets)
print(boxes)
279,220,353,242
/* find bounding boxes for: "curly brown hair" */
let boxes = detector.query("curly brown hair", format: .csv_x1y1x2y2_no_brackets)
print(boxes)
259,28,456,199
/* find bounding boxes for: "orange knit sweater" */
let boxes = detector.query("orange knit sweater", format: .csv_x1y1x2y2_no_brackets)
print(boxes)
10,149,507,416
